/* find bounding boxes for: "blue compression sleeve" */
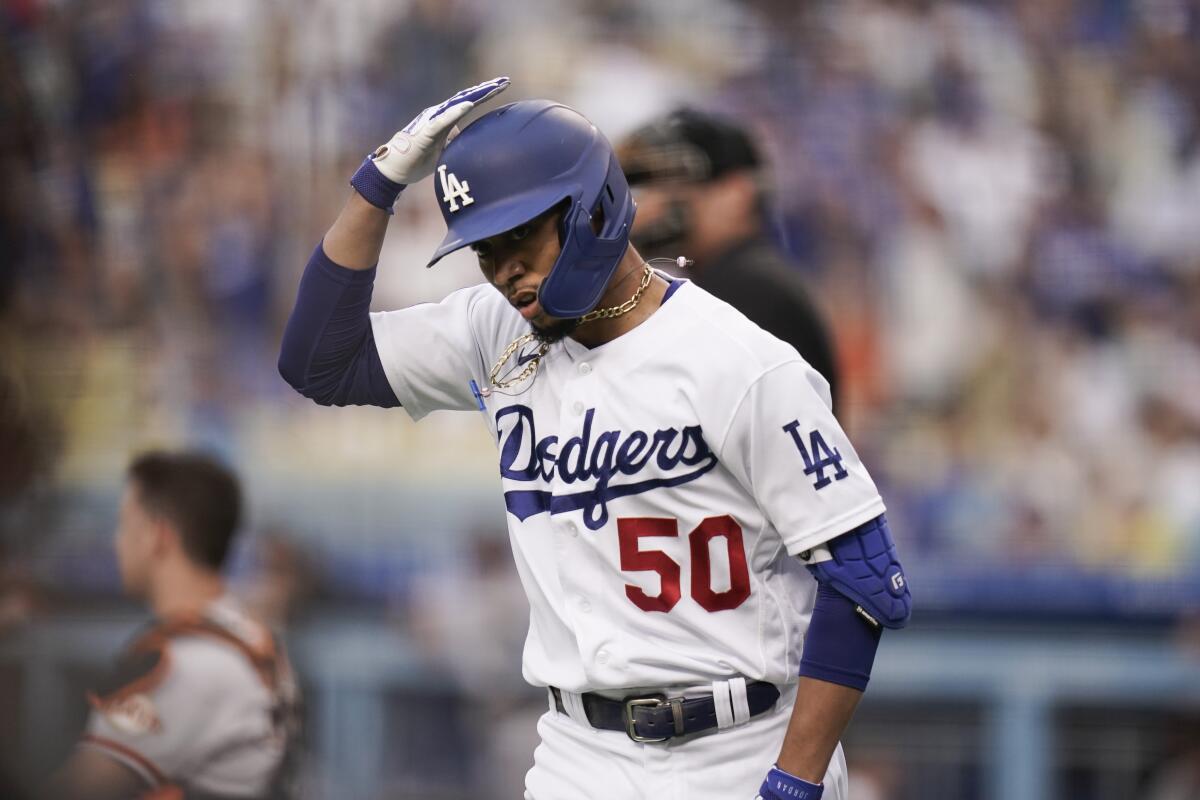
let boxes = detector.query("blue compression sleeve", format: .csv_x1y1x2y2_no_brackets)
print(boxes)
799,581,883,691
277,243,399,407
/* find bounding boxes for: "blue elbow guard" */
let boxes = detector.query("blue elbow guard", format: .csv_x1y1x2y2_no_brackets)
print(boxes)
806,514,911,629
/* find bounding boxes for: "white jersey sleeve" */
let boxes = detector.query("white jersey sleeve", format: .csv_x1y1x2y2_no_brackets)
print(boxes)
370,282,519,421
715,358,886,555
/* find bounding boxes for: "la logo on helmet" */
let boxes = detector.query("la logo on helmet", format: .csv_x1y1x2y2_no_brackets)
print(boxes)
438,164,474,212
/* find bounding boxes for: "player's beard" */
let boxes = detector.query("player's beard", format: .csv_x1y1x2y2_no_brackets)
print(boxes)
531,315,580,344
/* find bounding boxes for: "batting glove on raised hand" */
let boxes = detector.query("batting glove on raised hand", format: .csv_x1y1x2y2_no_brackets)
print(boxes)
375,76,509,184
757,765,823,800
352,76,510,211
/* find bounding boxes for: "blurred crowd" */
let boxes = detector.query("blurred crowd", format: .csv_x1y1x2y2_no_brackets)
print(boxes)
2,0,1200,608
739,0,1200,582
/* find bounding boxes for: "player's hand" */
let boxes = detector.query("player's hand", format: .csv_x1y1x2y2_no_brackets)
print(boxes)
370,76,510,185
756,765,823,800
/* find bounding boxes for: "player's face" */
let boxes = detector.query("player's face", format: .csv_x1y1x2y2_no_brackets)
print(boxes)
472,207,579,342
114,485,157,596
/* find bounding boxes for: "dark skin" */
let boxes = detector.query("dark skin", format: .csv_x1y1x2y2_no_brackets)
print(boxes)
323,189,863,783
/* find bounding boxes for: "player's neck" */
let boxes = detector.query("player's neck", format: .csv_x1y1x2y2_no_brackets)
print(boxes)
569,246,670,348
147,559,227,620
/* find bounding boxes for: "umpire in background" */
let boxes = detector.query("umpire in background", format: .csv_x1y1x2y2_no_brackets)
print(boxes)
618,109,840,414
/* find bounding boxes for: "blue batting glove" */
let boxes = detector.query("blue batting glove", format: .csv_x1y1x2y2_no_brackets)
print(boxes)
757,765,823,800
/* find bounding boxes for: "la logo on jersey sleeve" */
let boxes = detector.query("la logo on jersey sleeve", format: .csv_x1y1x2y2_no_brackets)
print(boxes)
782,421,848,490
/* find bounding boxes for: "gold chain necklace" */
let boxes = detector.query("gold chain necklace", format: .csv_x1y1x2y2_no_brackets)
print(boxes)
578,264,654,323
487,264,655,391
488,333,550,390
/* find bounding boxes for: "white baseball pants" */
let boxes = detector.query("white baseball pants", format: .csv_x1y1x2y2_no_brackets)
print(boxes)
523,683,848,800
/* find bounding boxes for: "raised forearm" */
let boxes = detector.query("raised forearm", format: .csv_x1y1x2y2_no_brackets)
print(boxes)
323,191,391,270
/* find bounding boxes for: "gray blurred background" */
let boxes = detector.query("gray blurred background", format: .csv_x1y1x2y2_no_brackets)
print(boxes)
2,0,1200,798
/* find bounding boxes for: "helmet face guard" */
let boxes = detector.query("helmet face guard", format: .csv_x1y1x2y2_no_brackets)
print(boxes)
427,100,636,318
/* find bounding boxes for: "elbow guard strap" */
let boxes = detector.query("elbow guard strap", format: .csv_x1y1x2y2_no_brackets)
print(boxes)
806,514,911,629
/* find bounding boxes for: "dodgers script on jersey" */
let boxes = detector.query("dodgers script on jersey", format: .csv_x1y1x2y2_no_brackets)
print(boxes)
371,278,885,693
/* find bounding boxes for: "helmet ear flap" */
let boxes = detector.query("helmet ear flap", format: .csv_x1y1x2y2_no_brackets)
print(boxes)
540,200,629,318
596,157,636,244
538,155,638,318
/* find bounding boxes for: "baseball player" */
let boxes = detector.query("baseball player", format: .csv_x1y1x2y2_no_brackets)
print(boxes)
50,452,301,800
278,77,911,799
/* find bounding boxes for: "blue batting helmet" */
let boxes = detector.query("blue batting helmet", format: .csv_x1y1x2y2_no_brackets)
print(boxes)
425,100,637,318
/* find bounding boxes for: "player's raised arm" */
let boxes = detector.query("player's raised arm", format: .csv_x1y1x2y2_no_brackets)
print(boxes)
277,77,509,406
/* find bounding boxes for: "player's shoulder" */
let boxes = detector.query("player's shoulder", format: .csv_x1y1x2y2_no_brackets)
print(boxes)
171,598,282,690
668,279,804,373
87,610,266,742
103,598,277,699
90,620,173,705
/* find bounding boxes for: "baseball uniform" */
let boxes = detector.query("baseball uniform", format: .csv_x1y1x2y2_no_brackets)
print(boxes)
370,275,883,798
278,83,901,800
80,595,301,799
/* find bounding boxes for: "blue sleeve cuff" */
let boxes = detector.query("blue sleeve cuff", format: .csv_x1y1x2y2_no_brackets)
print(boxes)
350,156,405,213
798,582,882,691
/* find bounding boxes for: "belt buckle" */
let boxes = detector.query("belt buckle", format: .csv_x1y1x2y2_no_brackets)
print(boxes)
623,695,670,743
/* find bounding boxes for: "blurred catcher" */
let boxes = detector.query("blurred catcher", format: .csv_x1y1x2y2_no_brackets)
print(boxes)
49,452,301,800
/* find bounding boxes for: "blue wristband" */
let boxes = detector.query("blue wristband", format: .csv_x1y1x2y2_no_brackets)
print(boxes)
349,156,405,213
758,765,823,800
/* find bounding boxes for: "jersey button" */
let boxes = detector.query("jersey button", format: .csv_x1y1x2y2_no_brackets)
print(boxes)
572,401,584,415
577,597,591,613
578,363,592,375
596,649,609,664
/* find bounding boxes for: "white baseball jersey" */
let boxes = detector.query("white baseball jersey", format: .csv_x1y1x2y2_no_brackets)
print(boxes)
81,595,300,798
372,278,885,693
